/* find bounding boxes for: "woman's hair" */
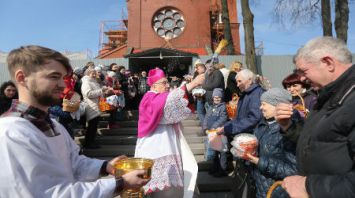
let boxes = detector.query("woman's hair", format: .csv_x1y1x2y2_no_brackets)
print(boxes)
282,73,309,89
85,61,95,68
84,67,96,76
0,81,16,96
109,63,118,71
230,61,243,72
118,65,126,72
217,63,226,69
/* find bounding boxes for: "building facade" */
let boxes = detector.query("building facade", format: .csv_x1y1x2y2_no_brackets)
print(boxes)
97,0,241,77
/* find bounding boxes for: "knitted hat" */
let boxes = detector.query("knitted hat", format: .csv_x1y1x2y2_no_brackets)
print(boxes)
147,68,166,86
260,88,292,106
212,88,224,98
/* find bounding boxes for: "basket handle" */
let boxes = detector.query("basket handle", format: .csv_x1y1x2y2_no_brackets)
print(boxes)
266,181,283,198
295,92,308,118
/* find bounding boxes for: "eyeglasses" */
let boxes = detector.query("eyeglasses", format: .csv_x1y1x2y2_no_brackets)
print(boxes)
154,80,169,85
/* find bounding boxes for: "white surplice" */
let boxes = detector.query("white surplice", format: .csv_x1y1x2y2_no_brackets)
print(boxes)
135,88,198,198
0,117,116,198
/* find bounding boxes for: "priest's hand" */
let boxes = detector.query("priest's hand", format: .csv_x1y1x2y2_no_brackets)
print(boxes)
106,155,128,175
122,169,150,189
186,74,205,92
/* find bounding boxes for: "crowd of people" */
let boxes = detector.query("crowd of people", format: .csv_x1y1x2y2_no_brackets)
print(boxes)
0,36,354,198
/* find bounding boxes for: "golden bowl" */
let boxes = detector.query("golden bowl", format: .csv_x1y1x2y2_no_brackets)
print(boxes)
114,158,154,197
114,157,154,180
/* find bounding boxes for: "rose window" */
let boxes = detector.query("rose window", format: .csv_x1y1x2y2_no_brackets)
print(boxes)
152,8,186,39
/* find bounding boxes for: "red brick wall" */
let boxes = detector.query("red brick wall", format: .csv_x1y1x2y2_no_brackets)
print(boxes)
126,0,240,55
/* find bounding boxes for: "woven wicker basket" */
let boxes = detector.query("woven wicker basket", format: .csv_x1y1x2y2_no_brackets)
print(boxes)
266,181,283,198
62,92,81,112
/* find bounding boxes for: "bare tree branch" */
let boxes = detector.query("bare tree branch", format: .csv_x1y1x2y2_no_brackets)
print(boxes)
273,0,321,30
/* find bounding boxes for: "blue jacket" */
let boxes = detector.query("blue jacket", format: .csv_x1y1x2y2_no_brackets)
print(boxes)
202,102,228,130
251,120,297,198
224,83,264,136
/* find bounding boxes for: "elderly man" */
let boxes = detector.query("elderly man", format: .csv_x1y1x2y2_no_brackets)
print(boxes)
217,68,265,136
275,37,355,198
216,68,265,197
0,45,148,197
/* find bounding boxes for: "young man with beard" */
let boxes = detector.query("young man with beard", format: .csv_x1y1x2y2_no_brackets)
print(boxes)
0,45,149,197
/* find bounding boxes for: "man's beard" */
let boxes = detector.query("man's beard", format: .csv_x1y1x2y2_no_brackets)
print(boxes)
31,82,62,107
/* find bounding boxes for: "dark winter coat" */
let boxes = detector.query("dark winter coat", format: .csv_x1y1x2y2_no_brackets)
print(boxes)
251,120,297,198
202,69,225,105
202,102,228,130
117,72,128,93
224,83,265,136
285,64,355,198
225,71,240,101
0,95,12,115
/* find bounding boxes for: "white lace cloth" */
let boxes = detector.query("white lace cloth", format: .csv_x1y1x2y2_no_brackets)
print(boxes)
144,154,184,193
162,88,191,124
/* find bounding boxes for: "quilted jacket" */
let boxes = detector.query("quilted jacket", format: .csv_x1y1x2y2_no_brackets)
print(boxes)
251,119,297,198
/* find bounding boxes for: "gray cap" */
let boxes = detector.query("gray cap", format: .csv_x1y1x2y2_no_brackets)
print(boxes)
212,88,224,98
260,88,292,106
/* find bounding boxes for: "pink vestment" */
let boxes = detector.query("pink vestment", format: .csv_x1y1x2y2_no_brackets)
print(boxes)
137,91,169,138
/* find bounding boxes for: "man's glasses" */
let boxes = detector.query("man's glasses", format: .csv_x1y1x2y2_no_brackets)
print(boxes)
154,80,169,85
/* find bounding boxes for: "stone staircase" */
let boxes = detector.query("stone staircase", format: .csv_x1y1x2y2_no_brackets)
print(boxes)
81,111,237,197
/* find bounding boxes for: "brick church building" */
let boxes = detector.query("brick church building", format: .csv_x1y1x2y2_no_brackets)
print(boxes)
97,0,241,76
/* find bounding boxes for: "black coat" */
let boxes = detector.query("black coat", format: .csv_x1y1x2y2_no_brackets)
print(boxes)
286,64,355,198
251,120,297,198
202,69,225,105
225,71,240,101
0,95,13,115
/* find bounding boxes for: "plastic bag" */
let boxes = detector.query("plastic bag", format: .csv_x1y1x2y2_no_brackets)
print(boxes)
231,133,258,160
208,133,228,152
106,95,119,107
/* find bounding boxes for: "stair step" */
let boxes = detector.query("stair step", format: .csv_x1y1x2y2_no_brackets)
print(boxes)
95,135,206,145
199,192,234,198
99,126,202,136
118,120,138,127
99,128,137,136
183,126,203,134
84,144,205,157
96,136,137,145
197,172,236,192
181,120,201,127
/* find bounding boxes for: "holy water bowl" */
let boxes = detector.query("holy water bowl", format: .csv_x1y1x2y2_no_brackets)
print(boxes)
114,158,154,197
